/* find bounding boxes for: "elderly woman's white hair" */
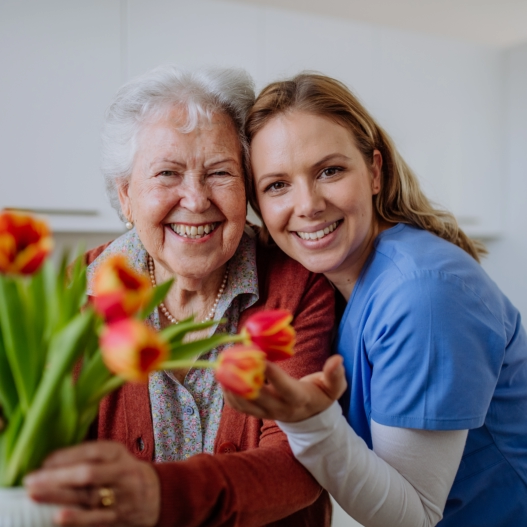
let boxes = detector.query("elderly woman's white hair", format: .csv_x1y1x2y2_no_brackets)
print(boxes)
101,65,256,219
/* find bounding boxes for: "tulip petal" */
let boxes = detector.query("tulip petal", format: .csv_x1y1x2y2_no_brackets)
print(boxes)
241,310,296,362
0,211,53,275
100,319,168,383
216,345,266,399
92,254,152,322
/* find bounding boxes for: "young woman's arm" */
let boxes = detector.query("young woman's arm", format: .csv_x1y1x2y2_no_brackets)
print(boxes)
224,359,467,527
279,402,467,527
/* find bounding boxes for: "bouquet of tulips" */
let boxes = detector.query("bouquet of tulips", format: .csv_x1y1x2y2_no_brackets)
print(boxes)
0,210,296,488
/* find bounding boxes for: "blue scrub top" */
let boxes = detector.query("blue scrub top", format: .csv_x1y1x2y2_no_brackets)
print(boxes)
337,224,527,526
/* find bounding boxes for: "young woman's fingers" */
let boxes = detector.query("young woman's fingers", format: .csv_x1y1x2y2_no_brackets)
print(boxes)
321,355,347,399
223,391,270,419
264,362,310,404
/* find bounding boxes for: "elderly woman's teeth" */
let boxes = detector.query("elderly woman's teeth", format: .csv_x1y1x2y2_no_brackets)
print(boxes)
170,223,218,239
296,221,339,241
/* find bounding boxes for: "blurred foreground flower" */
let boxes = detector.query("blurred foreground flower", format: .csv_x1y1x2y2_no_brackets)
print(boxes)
241,309,296,362
92,254,152,322
100,319,169,382
216,345,267,400
0,210,53,275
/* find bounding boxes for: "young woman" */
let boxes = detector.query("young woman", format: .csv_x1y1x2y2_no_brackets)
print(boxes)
225,74,527,526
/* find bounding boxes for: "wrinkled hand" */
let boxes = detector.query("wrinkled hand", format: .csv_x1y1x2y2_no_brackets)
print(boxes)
24,441,160,527
224,355,347,423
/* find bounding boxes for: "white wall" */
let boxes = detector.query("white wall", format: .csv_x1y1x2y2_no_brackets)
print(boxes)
482,42,527,319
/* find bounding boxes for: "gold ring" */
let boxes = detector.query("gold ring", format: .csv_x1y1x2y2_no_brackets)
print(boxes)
98,487,116,508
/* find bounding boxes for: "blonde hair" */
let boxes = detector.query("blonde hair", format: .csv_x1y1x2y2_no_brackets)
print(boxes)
245,73,486,262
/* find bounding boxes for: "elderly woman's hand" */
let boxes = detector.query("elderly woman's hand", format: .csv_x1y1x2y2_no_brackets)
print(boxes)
224,355,347,423
24,441,160,527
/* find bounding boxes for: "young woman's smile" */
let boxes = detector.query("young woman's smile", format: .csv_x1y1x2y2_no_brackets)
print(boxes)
251,111,384,294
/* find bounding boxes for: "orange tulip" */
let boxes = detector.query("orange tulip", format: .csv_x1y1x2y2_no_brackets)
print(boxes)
0,210,53,275
92,254,152,322
100,318,168,382
216,345,266,399
241,309,296,362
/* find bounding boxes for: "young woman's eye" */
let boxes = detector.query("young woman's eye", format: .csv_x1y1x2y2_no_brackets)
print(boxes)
320,166,343,178
264,181,287,193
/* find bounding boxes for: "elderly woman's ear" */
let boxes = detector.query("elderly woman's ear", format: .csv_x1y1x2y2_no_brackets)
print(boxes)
117,182,133,226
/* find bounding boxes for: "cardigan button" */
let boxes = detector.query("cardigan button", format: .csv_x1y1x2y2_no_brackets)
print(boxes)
218,442,238,454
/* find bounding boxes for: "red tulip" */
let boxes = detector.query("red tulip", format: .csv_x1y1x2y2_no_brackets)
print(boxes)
100,318,168,382
216,345,266,400
92,254,152,322
241,309,296,362
0,210,53,275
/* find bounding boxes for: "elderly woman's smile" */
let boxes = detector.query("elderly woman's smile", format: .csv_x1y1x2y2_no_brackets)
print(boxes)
118,106,246,287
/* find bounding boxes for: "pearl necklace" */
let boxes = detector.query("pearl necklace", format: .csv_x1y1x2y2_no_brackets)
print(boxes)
147,255,229,325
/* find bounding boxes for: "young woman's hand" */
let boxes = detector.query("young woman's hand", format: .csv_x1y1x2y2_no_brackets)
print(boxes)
24,441,160,527
224,355,347,422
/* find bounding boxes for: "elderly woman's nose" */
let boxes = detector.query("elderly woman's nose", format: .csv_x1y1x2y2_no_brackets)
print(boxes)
179,176,211,212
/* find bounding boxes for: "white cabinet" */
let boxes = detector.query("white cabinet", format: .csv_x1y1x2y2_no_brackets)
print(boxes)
0,0,504,237
366,29,504,238
0,0,123,231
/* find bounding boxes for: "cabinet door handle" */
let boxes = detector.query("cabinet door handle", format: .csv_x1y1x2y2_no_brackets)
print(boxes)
4,207,99,217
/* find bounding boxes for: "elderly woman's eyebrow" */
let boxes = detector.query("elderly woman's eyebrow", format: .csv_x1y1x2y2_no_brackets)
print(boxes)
149,157,185,168
204,157,241,168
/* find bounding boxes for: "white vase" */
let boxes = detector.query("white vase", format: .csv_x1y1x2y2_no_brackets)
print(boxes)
0,487,60,527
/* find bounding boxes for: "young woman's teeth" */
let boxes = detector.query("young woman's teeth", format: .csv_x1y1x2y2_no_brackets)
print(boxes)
170,223,217,239
296,221,339,241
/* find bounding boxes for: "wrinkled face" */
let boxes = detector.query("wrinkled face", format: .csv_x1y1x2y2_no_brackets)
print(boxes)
251,111,382,284
118,106,246,279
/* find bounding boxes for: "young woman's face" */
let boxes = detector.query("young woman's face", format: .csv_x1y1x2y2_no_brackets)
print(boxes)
251,111,382,290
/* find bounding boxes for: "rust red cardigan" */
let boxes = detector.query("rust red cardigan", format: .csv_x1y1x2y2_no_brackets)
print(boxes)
86,240,335,527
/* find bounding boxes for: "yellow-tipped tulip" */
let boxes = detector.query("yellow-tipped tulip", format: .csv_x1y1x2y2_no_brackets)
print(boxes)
92,254,152,322
0,210,53,275
241,309,296,362
100,319,168,382
216,345,267,400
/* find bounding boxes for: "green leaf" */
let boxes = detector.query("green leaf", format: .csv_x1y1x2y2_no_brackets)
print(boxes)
160,318,225,349
27,268,49,372
76,350,112,411
0,406,23,486
4,311,95,486
0,328,17,419
54,374,78,447
163,333,232,365
63,249,88,320
138,279,174,320
0,276,34,413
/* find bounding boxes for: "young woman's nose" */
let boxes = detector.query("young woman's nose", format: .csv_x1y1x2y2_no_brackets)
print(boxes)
179,175,211,213
295,183,326,218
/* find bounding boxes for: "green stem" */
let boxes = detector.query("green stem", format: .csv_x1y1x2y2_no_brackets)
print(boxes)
87,375,126,406
160,359,218,370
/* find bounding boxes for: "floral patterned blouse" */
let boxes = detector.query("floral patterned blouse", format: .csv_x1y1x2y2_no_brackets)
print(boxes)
87,227,259,462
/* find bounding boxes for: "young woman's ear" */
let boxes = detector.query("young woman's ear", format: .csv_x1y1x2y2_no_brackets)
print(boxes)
371,150,383,195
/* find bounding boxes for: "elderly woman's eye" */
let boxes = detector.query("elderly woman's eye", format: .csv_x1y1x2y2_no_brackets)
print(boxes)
159,170,177,177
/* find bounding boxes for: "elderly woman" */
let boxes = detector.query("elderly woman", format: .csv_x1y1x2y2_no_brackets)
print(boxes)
24,66,334,526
